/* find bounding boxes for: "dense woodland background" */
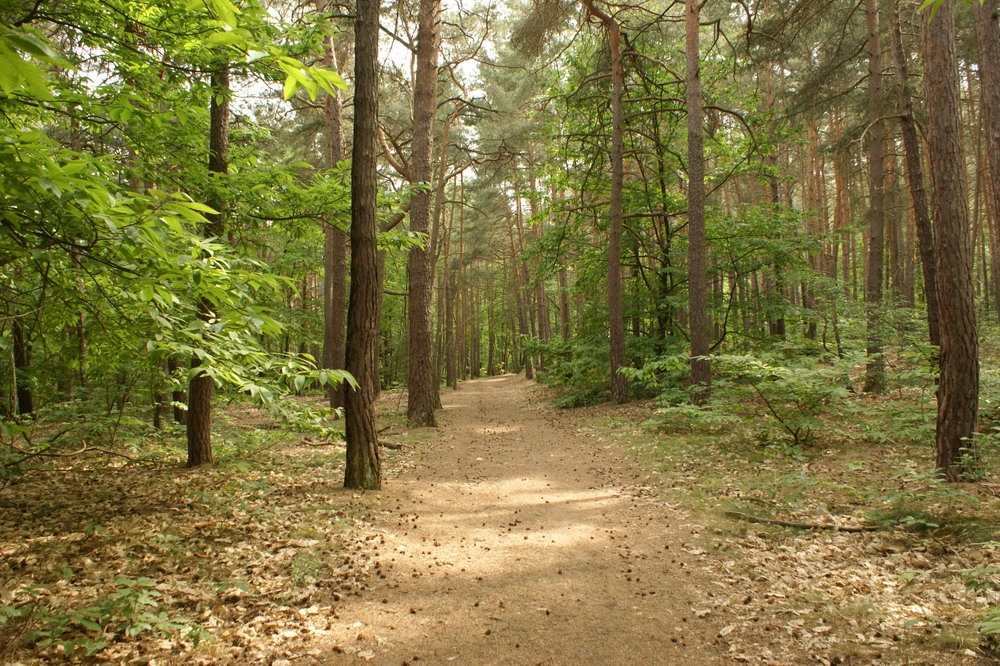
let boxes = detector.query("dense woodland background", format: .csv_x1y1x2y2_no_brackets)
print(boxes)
3,0,1000,661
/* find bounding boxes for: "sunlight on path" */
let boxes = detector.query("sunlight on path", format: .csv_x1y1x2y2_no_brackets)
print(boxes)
314,375,725,665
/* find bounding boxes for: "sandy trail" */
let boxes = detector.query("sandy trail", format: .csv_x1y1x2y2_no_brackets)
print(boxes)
317,374,728,665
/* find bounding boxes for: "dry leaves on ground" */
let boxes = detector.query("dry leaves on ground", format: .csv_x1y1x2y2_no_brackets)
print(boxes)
0,432,385,664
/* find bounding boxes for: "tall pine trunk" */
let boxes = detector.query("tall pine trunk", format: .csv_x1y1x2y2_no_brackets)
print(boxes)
924,2,979,481
686,0,710,403
891,0,940,346
975,0,1000,325
320,6,348,410
862,0,886,393
406,0,442,427
343,0,382,490
582,0,628,403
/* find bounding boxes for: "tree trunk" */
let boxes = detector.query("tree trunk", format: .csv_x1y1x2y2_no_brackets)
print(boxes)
863,0,886,393
975,0,1000,325
186,61,229,467
924,2,978,480
507,211,535,379
686,0,710,403
406,0,442,427
886,144,905,303
528,166,550,372
12,319,33,418
891,0,940,345
321,8,348,410
344,0,382,490
582,0,628,403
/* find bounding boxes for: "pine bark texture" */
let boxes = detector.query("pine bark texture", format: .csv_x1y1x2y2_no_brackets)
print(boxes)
321,11,348,410
406,0,442,427
343,0,382,490
187,62,229,468
583,0,628,404
923,3,979,481
976,0,1000,325
686,0,710,403
863,0,886,393
891,0,940,347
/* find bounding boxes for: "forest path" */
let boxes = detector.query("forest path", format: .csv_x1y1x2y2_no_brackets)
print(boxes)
316,374,729,665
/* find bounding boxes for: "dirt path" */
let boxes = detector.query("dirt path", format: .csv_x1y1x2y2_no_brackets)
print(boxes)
314,374,731,665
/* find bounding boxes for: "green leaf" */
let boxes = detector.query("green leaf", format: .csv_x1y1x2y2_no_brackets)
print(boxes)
203,30,248,48
5,31,71,66
311,67,348,91
176,200,220,215
282,75,297,101
78,618,102,632
203,0,242,27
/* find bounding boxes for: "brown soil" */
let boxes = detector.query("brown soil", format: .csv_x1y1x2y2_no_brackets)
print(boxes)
313,374,731,665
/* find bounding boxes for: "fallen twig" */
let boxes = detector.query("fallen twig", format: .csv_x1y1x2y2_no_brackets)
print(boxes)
724,510,878,533
301,439,341,448
5,440,140,469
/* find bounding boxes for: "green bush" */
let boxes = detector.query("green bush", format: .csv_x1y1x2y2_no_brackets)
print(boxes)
0,577,206,658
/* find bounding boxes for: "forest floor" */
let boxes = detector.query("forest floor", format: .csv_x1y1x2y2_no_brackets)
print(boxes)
1,374,998,664
310,374,997,666
310,373,729,665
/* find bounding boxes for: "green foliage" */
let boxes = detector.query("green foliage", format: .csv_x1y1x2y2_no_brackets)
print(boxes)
0,23,74,96
618,350,690,396
713,353,853,449
867,467,980,532
0,578,206,658
529,337,610,407
633,350,854,452
647,398,742,432
0,0,360,448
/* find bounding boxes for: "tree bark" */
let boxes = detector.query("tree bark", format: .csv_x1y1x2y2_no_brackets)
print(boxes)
507,211,533,379
863,0,886,393
924,2,979,481
975,0,1000,325
344,0,382,490
686,0,710,403
12,319,33,418
320,6,348,410
186,61,229,467
891,0,940,346
406,0,442,427
582,0,628,403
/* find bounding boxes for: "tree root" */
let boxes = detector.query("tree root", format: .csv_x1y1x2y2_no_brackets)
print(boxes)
724,510,878,533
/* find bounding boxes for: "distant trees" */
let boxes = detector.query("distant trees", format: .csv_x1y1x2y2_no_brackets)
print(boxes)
3,0,996,485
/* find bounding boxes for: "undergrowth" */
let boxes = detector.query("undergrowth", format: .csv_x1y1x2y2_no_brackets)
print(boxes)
545,332,1000,661
0,394,366,664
